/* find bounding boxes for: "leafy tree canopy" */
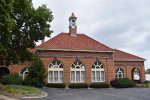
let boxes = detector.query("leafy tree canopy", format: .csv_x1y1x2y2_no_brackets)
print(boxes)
0,0,53,66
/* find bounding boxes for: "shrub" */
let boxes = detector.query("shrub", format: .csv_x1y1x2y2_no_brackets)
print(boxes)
46,83,65,88
90,82,110,88
0,73,23,85
110,78,136,88
143,80,150,84
144,82,150,88
69,83,88,88
0,83,4,90
24,57,46,88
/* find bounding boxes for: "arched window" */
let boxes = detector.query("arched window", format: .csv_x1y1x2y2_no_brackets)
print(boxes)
92,61,104,82
116,68,124,78
71,60,85,83
48,60,63,83
0,67,10,77
133,68,140,80
20,67,29,80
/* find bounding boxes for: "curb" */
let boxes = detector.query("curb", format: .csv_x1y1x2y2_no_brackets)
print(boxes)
21,91,48,99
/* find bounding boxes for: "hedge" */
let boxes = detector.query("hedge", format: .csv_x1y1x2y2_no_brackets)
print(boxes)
90,82,110,88
110,78,136,88
69,83,88,88
46,83,65,88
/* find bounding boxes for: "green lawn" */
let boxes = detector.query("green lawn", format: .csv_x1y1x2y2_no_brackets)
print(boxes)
0,84,41,95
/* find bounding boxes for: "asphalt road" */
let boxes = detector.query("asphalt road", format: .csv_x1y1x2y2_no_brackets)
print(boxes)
22,88,150,100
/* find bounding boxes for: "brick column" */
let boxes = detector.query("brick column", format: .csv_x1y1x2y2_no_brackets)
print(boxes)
106,59,114,82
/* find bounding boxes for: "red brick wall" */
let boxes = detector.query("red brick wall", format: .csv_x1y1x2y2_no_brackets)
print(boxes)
39,50,114,84
39,50,145,84
8,61,31,74
1,50,145,85
114,61,145,82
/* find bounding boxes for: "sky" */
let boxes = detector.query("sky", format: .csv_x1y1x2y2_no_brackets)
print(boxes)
32,0,150,69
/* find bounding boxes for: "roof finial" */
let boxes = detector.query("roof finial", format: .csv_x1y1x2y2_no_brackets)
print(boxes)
71,13,75,17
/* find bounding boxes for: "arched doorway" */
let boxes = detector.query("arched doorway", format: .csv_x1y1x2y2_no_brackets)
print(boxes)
132,68,140,83
0,67,10,77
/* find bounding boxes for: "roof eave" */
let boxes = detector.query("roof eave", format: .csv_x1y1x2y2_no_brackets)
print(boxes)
36,48,114,53
114,58,146,62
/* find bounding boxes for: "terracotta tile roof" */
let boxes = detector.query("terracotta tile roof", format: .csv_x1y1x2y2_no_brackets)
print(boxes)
114,49,145,61
36,33,113,52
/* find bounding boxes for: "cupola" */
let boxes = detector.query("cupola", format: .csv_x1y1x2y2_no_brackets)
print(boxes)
69,13,77,37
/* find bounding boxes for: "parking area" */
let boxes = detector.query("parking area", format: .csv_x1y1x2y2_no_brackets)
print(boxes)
22,88,150,100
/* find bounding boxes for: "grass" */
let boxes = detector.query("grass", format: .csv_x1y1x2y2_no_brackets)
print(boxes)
0,84,41,95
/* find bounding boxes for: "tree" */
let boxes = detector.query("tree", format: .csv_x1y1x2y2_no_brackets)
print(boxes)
24,55,46,87
0,0,53,66
0,0,14,65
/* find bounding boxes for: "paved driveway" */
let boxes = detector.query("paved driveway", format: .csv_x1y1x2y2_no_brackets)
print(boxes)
22,88,150,100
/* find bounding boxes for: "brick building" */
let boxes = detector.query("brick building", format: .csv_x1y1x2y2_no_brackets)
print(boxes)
0,13,145,85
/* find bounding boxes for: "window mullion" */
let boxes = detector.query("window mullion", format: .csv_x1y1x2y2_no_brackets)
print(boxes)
80,71,81,82
48,72,50,83
58,71,60,83
100,71,101,82
52,71,54,83
74,71,76,83
95,70,96,82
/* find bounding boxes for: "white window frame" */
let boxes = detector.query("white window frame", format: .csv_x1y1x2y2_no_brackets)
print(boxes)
91,61,105,82
19,67,29,80
48,60,64,83
116,68,124,79
133,68,140,80
70,61,85,83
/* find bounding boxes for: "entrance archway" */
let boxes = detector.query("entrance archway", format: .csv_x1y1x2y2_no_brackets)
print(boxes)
0,67,10,77
132,68,140,83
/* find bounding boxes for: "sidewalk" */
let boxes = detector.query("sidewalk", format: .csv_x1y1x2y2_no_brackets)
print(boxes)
0,90,47,100
0,94,18,100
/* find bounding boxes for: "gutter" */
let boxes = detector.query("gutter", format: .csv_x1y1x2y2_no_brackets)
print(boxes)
114,58,146,62
36,48,114,53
